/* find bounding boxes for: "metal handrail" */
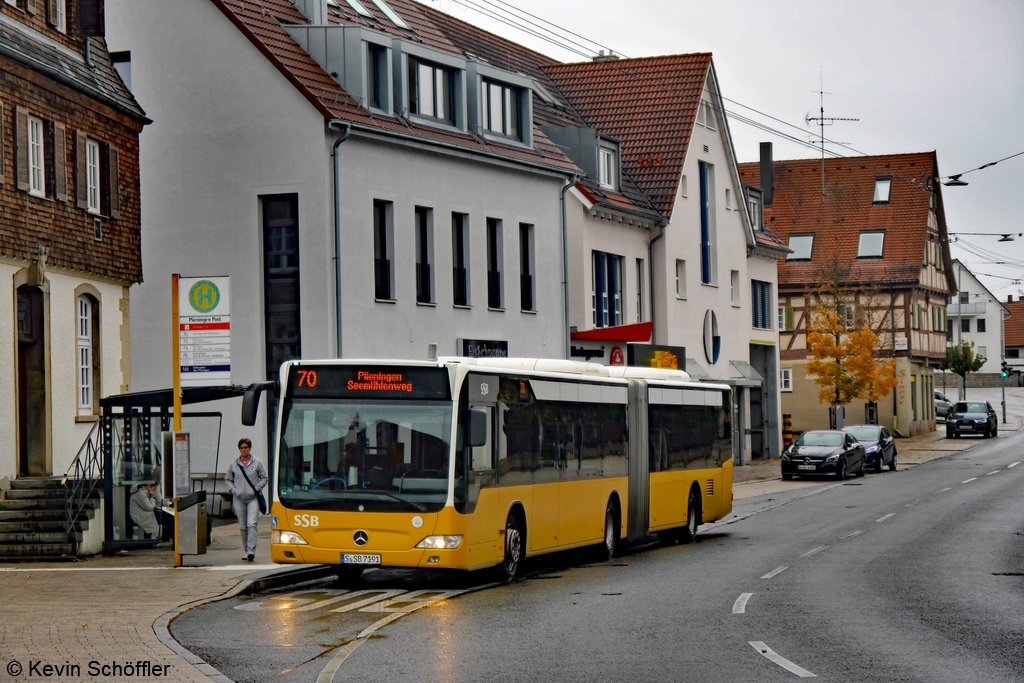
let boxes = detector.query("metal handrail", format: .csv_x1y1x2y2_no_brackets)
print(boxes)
63,420,103,555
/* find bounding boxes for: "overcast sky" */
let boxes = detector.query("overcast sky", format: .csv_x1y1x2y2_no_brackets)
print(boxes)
426,0,1024,300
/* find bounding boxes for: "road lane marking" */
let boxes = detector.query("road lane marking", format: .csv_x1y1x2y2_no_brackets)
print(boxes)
962,478,977,484
733,593,753,614
842,530,862,539
937,487,952,493
986,471,1000,476
761,566,788,579
801,546,827,557
905,499,922,507
876,513,896,523
1009,462,1020,468
316,638,367,683
749,641,817,678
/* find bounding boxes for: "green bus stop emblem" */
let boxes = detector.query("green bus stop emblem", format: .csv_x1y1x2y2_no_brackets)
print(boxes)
188,280,220,313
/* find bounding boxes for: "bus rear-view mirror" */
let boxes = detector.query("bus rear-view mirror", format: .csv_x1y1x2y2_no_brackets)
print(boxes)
467,408,488,448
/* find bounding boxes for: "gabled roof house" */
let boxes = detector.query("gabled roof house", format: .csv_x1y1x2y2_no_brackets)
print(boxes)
739,151,954,436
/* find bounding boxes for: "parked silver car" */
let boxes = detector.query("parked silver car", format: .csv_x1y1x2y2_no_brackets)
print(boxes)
934,390,952,419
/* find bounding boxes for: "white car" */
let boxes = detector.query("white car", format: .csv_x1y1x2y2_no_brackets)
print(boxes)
934,391,952,419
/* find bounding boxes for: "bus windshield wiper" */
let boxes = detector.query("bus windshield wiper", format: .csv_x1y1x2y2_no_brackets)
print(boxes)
359,490,427,512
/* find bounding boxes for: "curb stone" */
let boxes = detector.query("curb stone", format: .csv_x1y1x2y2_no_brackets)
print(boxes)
153,565,338,682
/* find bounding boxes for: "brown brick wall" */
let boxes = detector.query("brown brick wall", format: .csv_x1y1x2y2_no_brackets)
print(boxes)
0,55,142,283
0,1,81,52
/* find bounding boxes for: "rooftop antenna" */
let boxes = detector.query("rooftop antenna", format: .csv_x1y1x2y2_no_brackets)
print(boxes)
806,69,859,202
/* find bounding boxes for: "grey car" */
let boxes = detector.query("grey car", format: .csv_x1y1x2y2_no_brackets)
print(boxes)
934,390,952,419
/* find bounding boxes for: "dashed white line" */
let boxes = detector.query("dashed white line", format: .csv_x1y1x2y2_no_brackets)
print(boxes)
801,546,828,558
733,593,753,614
962,477,977,484
986,471,1000,476
749,641,817,678
876,513,896,523
937,487,952,493
905,499,922,507
1009,461,1020,468
842,530,863,539
761,566,789,579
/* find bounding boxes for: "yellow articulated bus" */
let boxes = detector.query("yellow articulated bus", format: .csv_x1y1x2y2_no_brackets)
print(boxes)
244,357,734,581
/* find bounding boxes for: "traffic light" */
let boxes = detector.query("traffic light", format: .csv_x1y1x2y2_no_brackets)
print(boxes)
1001,360,1009,377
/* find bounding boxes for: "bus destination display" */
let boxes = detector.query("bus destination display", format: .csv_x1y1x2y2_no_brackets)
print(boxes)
288,365,451,400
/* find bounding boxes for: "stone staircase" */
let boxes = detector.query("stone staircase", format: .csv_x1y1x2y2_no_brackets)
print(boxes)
0,477,99,560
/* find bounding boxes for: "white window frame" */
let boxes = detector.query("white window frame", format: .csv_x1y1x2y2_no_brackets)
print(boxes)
780,368,793,392
86,138,101,214
730,270,740,307
77,296,93,415
779,306,786,331
675,260,686,299
599,143,618,191
55,0,67,33
28,115,45,197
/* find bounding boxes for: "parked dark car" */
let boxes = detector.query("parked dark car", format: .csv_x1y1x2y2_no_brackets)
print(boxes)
934,391,952,419
782,430,866,480
946,401,998,438
843,425,897,472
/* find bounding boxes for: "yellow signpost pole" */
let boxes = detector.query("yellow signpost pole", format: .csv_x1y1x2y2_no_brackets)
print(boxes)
171,274,182,567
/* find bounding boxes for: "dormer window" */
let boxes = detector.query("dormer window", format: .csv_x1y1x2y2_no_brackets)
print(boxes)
599,141,618,191
482,79,522,138
409,58,454,124
747,187,763,230
873,177,892,204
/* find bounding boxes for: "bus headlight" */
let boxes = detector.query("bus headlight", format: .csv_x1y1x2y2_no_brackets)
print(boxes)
271,530,308,545
416,535,463,549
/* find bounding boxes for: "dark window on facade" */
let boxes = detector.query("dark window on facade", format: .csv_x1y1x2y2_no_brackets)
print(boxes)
959,291,969,304
519,223,534,311
409,57,454,123
977,318,986,333
1008,349,1020,358
263,195,301,382
961,318,970,333
367,44,387,110
699,161,711,284
487,218,503,308
452,213,469,306
592,251,623,328
415,206,433,304
751,279,772,329
373,199,393,300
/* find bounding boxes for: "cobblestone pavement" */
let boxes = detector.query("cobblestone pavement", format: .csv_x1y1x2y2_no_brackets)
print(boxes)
0,518,319,683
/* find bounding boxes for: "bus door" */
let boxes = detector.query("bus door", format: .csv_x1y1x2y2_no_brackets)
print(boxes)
626,379,650,542
460,376,500,558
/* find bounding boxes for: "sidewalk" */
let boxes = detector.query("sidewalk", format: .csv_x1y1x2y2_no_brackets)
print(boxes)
0,518,331,683
733,414,1022,499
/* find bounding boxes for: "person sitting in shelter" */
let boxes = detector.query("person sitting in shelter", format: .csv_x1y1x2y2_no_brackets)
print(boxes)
130,483,173,542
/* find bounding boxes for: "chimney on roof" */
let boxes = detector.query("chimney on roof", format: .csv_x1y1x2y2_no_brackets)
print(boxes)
295,0,329,24
1009,295,1014,303
592,50,620,62
759,142,773,207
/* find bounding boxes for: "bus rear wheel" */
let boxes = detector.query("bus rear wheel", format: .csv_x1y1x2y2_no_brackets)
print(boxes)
600,500,619,560
677,489,700,544
500,512,524,582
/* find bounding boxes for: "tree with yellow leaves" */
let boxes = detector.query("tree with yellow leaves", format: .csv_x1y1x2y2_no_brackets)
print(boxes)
805,254,899,410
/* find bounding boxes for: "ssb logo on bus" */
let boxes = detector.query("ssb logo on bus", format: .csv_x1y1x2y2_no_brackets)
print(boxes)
294,514,319,528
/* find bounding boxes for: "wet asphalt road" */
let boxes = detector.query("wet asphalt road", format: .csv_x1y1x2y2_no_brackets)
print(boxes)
172,420,1024,683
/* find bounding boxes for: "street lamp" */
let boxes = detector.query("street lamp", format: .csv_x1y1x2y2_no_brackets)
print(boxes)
944,174,968,187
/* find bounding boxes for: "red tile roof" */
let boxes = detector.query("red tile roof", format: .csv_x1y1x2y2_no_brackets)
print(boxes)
737,152,955,290
1005,301,1024,347
542,54,713,218
207,0,578,173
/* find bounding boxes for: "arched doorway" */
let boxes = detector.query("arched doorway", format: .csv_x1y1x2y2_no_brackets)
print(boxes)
17,284,48,476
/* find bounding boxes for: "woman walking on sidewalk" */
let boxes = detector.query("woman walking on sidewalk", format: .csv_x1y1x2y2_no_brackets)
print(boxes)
225,438,268,561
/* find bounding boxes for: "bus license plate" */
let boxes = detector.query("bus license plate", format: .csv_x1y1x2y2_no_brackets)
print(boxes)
797,465,816,471
341,554,381,565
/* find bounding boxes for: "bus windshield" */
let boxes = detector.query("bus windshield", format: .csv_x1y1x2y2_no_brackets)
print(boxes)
277,398,453,513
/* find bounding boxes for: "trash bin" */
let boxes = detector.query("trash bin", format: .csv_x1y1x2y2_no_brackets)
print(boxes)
177,491,208,555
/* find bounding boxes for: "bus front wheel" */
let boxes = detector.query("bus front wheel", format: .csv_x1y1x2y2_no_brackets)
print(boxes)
677,490,701,544
500,512,524,582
